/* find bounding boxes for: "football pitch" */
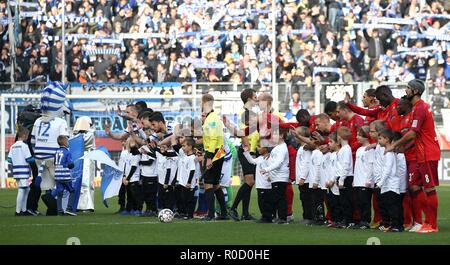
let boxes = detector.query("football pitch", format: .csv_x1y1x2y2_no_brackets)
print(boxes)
1,186,449,245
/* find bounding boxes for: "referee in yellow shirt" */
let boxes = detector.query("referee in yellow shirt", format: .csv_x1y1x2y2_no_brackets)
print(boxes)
201,94,228,221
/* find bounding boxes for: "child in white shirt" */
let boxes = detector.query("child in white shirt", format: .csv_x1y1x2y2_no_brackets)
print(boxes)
177,138,198,219
260,128,290,224
294,127,313,225
7,128,34,216
377,129,402,232
122,138,143,216
243,141,273,223
336,126,355,228
156,144,179,210
326,131,342,227
309,139,325,225
394,132,408,230
353,126,374,229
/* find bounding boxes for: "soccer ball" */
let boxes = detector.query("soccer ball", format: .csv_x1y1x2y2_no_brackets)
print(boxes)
158,209,174,223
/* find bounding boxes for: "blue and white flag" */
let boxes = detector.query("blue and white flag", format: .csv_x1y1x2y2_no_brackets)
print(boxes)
69,134,85,212
83,146,123,208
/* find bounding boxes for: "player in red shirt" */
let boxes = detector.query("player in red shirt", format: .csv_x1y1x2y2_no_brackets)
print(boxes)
336,102,365,160
392,97,424,230
361,88,381,125
346,85,399,123
387,79,441,233
325,101,347,132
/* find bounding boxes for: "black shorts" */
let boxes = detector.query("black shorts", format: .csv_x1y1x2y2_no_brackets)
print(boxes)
204,156,225,185
238,146,256,176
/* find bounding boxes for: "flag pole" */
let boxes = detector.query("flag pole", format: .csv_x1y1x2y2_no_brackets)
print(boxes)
62,0,66,83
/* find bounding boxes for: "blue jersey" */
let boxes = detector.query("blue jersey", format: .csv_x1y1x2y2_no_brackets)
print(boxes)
54,147,73,181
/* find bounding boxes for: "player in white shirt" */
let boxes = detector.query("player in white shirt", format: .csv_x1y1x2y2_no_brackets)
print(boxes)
122,139,143,216
155,144,179,211
325,131,343,228
176,138,198,220
294,127,313,225
260,128,290,224
377,129,403,232
146,112,176,144
117,142,131,215
8,129,35,216
243,142,273,223
353,126,375,229
336,127,355,228
139,144,158,217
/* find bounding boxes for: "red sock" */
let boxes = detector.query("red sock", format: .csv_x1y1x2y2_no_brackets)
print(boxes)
372,192,381,223
285,183,294,216
402,193,412,226
425,190,438,229
411,190,425,224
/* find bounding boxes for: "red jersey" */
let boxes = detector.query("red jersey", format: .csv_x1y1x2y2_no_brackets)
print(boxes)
364,105,381,125
345,114,365,159
410,99,440,162
390,112,416,162
258,112,283,140
330,118,346,133
309,115,317,133
348,98,399,122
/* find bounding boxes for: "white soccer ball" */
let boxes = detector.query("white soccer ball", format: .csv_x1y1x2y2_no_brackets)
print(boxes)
158,209,174,223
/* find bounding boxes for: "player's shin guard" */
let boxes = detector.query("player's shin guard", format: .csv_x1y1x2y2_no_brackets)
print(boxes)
285,183,294,216
411,189,425,224
425,190,438,229
402,192,413,226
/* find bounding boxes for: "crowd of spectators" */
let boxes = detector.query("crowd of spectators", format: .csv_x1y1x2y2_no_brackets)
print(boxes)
0,0,449,108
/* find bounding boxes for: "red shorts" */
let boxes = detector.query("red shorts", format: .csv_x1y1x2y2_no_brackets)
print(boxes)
408,161,439,189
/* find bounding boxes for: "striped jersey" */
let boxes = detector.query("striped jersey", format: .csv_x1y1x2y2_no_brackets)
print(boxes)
31,117,69,159
149,121,176,143
54,147,73,181
7,141,32,179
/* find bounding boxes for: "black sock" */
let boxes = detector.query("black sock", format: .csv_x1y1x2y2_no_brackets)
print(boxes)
206,189,215,218
242,185,252,216
215,189,227,216
231,184,248,210
231,183,246,210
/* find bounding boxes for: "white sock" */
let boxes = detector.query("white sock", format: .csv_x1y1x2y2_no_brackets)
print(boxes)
21,187,30,212
16,189,24,213
222,187,228,204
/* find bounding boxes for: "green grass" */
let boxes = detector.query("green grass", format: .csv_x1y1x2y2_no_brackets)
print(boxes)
1,186,449,245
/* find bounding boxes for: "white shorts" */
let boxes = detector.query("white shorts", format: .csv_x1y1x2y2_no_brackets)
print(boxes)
16,178,29,188
220,159,232,187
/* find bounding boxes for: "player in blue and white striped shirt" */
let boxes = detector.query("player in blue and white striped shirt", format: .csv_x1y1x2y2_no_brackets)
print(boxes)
53,135,76,216
7,128,35,216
